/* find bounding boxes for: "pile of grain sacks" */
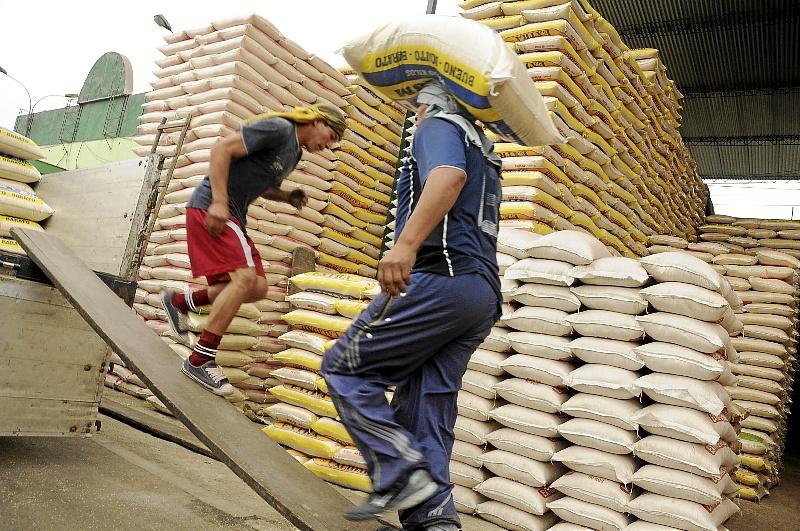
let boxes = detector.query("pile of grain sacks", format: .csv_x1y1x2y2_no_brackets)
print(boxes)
260,271,382,492
0,127,52,255
451,229,742,530
459,0,706,253
121,15,403,417
651,216,800,501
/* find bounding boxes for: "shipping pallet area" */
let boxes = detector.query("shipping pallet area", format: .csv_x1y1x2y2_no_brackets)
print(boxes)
2,1,800,530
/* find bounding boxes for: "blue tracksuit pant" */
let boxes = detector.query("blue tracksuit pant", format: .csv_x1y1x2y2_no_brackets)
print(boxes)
321,271,498,529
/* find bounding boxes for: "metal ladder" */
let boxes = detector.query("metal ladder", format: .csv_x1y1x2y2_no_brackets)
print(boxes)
126,114,193,280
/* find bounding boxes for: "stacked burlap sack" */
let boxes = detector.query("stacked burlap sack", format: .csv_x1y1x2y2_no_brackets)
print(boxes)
0,127,52,255
458,0,706,253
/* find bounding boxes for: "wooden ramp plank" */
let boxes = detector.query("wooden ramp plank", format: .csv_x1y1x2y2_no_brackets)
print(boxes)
12,228,373,531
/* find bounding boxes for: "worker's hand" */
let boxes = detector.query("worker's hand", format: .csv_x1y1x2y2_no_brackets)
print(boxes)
205,202,229,237
288,189,308,210
378,243,415,298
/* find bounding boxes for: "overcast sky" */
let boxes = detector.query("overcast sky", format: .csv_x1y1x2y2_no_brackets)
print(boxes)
2,1,795,219
0,0,457,127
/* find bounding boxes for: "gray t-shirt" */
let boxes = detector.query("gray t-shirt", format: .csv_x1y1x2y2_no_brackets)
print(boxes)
187,117,302,228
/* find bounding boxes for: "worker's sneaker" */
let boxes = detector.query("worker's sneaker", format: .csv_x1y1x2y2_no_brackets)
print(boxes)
160,289,191,345
346,469,438,521
181,358,234,396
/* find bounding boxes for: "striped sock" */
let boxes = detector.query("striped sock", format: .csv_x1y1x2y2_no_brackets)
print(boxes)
173,289,211,313
189,329,222,367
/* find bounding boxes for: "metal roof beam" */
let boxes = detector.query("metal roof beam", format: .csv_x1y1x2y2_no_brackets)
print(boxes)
683,86,800,98
616,5,800,38
685,135,800,146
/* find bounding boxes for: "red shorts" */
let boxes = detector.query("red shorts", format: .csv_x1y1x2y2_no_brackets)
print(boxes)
186,208,264,285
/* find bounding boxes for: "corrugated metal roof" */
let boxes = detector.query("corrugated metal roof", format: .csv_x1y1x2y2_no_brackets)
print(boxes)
591,0,800,180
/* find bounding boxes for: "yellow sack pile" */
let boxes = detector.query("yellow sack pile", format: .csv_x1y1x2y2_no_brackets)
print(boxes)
261,270,378,491
455,0,706,256
0,128,50,255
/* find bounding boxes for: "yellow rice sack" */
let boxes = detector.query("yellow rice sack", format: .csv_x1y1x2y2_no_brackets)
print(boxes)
0,154,41,183
273,348,323,372
262,422,342,459
317,253,362,274
0,236,23,255
311,417,354,445
342,15,562,146
335,299,369,319
290,271,380,299
304,458,372,492
269,384,338,418
0,214,44,238
0,127,45,160
283,309,352,339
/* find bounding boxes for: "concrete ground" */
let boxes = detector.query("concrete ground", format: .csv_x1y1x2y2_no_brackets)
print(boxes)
1,388,798,530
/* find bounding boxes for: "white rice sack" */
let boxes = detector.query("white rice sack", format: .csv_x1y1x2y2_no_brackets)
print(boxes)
633,342,735,383
546,497,632,531
639,252,742,310
570,256,650,287
631,464,739,506
569,285,648,315
568,337,644,371
452,484,484,515
485,427,569,462
475,477,562,516
479,449,565,487
504,258,576,286
507,332,574,360
552,445,638,484
450,460,491,489
502,306,573,336
627,493,738,531
512,283,581,312
501,354,574,387
461,369,502,400
566,310,646,342
565,364,641,400
636,313,737,358
451,439,487,468
479,326,512,353
632,403,738,445
476,501,559,531
467,348,509,376
0,187,54,222
557,418,638,455
527,230,611,265
456,390,495,422
493,378,570,413
342,15,563,147
633,435,739,479
0,127,45,160
636,373,732,416
489,403,564,437
454,416,501,445
639,282,729,322
497,227,542,258
559,393,641,431
551,471,635,514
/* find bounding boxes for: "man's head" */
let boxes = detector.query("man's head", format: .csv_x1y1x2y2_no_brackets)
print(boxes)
296,104,347,152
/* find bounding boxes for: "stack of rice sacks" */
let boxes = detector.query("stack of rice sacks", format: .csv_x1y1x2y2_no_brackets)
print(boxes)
547,249,650,530
126,15,403,417
0,127,52,255
260,271,381,493
696,216,800,501
459,0,707,254
619,251,742,530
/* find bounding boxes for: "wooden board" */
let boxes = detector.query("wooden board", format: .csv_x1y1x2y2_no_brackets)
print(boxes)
13,228,373,531
0,275,108,437
34,157,156,277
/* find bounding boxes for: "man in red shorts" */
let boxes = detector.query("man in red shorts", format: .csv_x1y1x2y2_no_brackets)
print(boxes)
160,105,347,395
